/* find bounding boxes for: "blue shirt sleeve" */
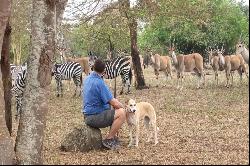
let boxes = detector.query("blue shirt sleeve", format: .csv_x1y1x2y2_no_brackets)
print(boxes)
99,81,113,104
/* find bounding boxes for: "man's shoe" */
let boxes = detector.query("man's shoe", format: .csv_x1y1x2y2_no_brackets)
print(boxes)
113,136,120,145
102,138,118,150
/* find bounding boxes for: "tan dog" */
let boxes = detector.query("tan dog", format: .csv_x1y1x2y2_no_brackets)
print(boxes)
125,99,159,147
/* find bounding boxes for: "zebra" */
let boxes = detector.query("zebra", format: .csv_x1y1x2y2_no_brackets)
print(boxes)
10,63,27,87
89,56,132,95
11,68,27,119
52,62,83,97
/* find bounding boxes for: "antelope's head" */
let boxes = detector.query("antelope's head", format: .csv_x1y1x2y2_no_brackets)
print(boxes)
236,42,245,55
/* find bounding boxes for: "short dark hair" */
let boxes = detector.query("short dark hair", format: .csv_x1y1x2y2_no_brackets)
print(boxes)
93,59,106,73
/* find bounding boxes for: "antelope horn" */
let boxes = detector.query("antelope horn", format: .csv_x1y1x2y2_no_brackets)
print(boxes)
239,33,242,43
169,36,172,48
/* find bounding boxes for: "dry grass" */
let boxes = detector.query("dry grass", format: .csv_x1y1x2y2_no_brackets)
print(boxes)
12,67,249,165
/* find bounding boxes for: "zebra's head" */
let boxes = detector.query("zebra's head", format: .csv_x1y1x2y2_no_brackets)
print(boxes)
52,63,61,76
89,55,98,71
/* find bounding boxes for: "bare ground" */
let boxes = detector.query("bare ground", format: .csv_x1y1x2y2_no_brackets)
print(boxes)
12,67,249,165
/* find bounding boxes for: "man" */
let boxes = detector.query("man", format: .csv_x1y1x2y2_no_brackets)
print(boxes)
82,59,126,149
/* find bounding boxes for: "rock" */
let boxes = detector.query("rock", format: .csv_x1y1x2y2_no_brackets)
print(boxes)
60,123,103,152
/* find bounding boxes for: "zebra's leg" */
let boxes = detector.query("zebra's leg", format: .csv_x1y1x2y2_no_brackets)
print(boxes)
57,79,63,97
73,77,77,97
15,95,22,120
73,76,81,97
67,80,71,91
119,76,125,95
56,79,60,97
60,81,63,97
120,83,124,95
126,79,131,94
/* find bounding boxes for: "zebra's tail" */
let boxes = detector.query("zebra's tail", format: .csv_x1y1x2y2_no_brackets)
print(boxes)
129,68,132,85
80,73,83,86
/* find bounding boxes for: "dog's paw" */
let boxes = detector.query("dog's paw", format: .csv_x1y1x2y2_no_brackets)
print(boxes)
127,143,133,148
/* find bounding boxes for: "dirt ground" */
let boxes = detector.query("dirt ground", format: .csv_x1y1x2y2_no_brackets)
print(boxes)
12,67,249,165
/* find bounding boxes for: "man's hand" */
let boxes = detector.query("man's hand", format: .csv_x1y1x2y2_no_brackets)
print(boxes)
109,98,124,109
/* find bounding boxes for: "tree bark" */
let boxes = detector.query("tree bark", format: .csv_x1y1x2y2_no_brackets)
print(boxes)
14,0,56,164
0,0,11,56
120,0,147,89
1,21,12,135
128,17,147,89
0,0,15,165
108,35,115,59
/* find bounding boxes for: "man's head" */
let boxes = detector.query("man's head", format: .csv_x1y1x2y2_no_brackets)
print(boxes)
93,59,106,74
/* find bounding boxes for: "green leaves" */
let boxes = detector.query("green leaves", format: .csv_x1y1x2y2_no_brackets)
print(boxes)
139,0,249,55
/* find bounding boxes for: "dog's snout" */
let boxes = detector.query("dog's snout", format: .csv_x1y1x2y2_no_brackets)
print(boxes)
132,109,136,113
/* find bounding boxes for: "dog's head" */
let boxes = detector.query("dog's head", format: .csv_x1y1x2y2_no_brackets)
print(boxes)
125,98,137,113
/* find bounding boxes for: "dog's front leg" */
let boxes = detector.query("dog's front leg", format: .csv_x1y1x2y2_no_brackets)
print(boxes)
135,122,140,147
128,125,133,147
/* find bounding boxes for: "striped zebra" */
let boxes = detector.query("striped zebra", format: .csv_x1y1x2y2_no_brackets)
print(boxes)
52,62,83,97
90,56,132,95
10,63,27,87
11,68,27,118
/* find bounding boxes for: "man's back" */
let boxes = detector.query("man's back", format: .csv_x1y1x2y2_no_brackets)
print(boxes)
82,72,113,115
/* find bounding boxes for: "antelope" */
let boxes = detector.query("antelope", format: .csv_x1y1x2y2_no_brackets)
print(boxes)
168,46,205,90
206,47,224,85
217,47,248,88
150,51,172,80
236,42,249,65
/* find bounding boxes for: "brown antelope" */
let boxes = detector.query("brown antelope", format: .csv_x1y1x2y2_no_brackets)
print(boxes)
150,51,172,80
206,48,224,85
168,46,205,90
217,48,248,88
236,42,249,65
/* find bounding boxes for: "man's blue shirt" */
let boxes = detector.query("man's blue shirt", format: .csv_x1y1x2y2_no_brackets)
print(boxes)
82,71,113,115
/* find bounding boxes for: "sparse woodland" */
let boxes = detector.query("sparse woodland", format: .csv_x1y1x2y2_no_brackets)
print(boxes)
0,0,249,165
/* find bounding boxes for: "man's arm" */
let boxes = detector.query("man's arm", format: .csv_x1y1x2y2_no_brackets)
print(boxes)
109,98,124,109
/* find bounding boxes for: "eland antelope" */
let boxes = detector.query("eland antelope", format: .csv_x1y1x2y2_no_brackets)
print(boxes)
168,46,205,90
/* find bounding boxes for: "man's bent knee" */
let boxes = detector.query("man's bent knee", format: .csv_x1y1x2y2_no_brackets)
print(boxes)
114,108,126,121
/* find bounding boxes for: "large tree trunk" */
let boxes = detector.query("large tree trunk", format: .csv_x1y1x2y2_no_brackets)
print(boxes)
0,0,15,165
0,0,11,56
1,21,12,135
128,18,147,89
14,0,56,164
108,35,115,59
120,0,147,89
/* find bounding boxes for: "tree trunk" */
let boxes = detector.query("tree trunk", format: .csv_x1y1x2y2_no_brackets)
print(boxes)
119,0,147,89
129,18,147,89
0,0,11,56
0,0,15,165
108,35,115,59
1,21,12,135
15,0,56,164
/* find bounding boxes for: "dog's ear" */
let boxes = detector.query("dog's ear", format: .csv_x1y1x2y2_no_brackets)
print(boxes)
124,98,130,105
